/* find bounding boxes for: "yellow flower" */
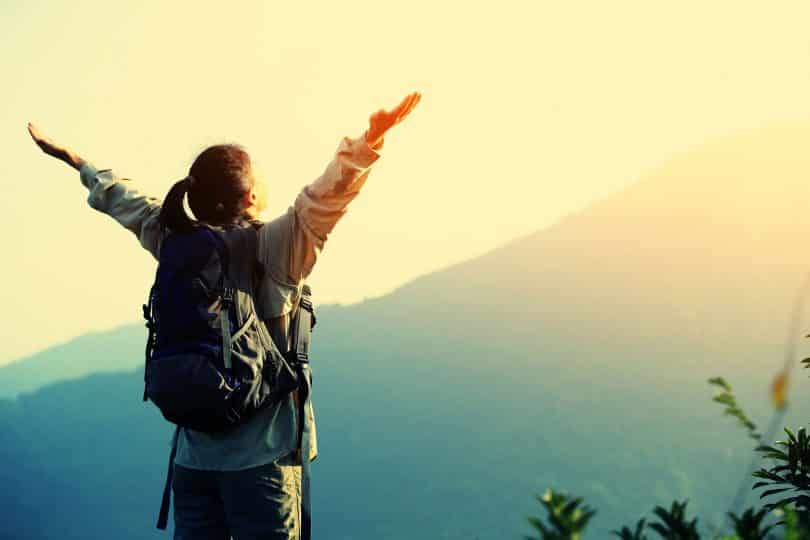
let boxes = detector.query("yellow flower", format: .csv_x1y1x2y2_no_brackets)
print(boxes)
770,371,789,410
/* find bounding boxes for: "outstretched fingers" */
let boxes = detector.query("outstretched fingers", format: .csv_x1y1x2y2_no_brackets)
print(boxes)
27,122,46,145
27,122,59,153
393,91,421,124
365,91,422,145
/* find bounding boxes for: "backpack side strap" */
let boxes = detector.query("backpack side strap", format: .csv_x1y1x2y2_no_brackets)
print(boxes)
142,282,158,402
292,284,315,540
156,424,181,530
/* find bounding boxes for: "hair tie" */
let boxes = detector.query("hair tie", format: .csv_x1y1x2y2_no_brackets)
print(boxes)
185,174,195,190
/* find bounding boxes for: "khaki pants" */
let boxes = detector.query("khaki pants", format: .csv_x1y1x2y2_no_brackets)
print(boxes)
172,452,302,540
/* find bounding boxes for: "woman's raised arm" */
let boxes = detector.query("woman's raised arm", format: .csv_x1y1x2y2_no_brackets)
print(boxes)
255,91,421,293
27,122,164,260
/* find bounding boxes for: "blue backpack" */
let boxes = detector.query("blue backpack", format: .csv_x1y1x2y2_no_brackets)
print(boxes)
141,221,316,534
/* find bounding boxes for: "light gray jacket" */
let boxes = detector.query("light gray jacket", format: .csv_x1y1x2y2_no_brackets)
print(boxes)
78,131,382,469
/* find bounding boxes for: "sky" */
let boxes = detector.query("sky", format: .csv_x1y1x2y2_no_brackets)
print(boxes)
3,0,810,365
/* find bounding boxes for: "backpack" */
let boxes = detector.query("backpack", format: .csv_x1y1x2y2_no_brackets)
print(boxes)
141,222,299,432
140,221,317,537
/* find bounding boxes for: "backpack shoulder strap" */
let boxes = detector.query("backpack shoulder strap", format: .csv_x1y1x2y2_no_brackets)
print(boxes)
291,283,316,540
200,224,231,278
245,223,262,290
292,285,316,363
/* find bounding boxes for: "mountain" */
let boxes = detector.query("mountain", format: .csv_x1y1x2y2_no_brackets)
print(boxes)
3,125,810,539
0,324,145,399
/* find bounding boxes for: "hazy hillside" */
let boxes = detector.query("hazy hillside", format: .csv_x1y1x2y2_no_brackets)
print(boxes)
0,324,145,399
362,124,810,357
3,125,810,539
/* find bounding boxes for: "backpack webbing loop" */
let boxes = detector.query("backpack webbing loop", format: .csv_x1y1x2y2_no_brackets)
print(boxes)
219,286,235,370
230,311,256,344
142,283,158,402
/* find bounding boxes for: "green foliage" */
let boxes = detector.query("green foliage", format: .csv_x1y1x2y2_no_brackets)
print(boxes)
520,371,810,540
612,518,649,540
525,488,597,540
525,488,810,539
708,377,762,441
727,506,776,539
778,506,810,539
647,500,701,540
753,427,810,513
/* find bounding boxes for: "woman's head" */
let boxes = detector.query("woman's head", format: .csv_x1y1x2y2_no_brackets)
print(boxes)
160,143,268,233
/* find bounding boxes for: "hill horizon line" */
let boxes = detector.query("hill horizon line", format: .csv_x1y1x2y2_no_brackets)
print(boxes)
6,121,810,371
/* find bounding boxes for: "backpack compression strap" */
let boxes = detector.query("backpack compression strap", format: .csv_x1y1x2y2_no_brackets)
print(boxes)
201,226,236,371
156,425,180,530
293,284,316,540
219,286,234,370
142,281,159,402
217,224,260,371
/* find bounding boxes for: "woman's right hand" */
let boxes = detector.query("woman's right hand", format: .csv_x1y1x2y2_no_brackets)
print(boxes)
365,91,421,150
27,122,85,170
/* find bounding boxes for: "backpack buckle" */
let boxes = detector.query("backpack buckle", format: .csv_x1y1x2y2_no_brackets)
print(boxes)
142,304,155,331
299,296,313,312
221,287,234,305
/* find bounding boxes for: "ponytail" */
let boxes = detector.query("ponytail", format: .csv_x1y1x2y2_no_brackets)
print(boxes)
163,143,255,231
159,176,197,234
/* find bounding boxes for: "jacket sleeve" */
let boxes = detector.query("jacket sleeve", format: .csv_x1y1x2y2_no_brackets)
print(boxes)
256,131,382,294
79,162,164,261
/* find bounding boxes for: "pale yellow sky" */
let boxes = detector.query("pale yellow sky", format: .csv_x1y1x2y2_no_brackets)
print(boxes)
3,0,810,365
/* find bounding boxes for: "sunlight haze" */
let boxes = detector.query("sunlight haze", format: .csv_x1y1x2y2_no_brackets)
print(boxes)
3,0,810,365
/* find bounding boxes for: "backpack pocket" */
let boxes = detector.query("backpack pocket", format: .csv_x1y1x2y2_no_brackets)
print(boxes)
146,350,244,432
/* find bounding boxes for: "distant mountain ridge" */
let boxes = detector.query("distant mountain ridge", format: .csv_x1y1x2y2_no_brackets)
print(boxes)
9,125,810,395
0,324,145,399
3,125,810,539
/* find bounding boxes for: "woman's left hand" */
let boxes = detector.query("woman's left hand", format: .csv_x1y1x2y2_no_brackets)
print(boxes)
365,91,421,149
27,122,85,170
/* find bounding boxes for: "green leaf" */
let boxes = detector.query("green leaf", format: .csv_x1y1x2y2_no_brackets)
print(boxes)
708,377,732,392
759,487,792,499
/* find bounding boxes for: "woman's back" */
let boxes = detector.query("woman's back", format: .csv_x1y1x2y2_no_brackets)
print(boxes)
148,220,316,470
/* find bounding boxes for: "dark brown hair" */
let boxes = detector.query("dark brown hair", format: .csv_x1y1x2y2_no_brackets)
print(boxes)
159,143,255,233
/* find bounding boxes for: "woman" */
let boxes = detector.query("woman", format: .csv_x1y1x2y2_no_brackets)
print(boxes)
27,90,421,540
